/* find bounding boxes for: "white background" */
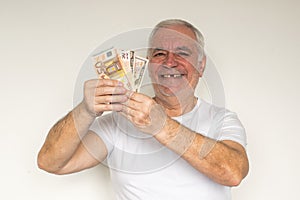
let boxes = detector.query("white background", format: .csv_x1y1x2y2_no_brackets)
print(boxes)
1,0,299,199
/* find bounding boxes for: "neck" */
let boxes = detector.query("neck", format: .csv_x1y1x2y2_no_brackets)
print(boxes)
154,95,197,117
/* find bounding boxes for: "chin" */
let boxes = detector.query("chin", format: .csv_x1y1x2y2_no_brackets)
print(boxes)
155,85,187,98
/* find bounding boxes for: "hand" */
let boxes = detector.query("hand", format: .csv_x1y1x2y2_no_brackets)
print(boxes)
82,79,128,117
121,92,167,135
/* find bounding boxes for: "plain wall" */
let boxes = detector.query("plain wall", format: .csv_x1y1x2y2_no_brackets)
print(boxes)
1,0,299,199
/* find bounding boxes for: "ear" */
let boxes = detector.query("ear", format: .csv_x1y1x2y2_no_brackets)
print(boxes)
198,55,206,77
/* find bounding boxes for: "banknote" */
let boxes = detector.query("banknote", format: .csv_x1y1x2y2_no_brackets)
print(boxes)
92,48,133,90
134,56,148,92
129,51,135,74
120,50,134,88
92,48,148,92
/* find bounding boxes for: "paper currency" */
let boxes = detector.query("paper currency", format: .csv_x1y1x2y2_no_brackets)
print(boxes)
120,50,134,88
129,51,135,74
134,56,148,92
120,50,135,73
92,48,148,92
92,48,133,90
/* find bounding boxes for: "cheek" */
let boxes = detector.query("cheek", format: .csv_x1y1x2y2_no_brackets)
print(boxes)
190,59,202,74
148,62,159,78
187,64,201,83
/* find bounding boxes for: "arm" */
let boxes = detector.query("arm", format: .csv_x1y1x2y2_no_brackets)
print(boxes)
37,103,103,174
121,92,249,186
154,117,249,186
37,79,128,174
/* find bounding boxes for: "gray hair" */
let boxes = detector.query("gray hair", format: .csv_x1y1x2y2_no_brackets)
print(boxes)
148,19,205,59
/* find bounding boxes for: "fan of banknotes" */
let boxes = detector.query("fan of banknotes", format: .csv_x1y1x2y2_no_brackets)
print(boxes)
92,47,148,92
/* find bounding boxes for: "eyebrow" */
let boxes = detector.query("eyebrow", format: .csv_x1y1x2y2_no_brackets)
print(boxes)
176,46,193,54
151,48,166,52
151,46,193,53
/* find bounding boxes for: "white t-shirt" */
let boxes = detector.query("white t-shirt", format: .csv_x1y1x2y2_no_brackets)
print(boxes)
90,99,247,200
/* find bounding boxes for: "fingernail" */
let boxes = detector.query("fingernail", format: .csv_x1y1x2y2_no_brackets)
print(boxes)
126,91,133,98
118,81,123,86
123,95,129,102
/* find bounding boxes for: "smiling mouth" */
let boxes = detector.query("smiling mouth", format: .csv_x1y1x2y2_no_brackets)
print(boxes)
159,74,185,78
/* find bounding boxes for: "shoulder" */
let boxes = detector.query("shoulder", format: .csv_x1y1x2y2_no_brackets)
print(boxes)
196,99,227,119
198,100,247,147
197,99,238,119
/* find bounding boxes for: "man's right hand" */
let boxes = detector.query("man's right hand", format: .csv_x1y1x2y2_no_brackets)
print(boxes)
38,78,128,174
82,79,129,117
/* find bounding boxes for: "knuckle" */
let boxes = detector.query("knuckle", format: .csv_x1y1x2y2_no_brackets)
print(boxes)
94,96,101,103
113,104,123,111
96,87,105,95
137,111,148,120
103,104,111,110
118,95,127,103
104,96,111,103
84,79,97,87
133,117,142,125
102,87,111,94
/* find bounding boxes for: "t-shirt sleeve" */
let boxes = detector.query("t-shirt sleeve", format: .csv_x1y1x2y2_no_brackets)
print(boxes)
89,114,115,155
209,109,247,148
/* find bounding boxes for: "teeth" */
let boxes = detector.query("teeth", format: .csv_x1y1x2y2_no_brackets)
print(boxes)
161,74,183,78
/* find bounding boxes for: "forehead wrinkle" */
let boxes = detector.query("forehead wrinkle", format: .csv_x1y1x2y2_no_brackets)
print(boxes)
151,38,196,52
151,36,197,51
148,27,201,56
150,26,197,44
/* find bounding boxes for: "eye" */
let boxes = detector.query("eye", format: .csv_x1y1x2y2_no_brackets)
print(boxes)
176,51,190,57
152,50,167,57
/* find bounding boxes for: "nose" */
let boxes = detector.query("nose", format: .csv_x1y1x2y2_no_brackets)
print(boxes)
164,52,177,68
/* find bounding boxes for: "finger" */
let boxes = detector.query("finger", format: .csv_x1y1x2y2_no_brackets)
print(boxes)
120,105,131,116
119,111,147,127
125,93,154,110
84,79,122,88
121,100,144,115
94,103,123,113
96,79,123,88
95,95,128,104
121,105,150,125
138,104,167,134
122,98,140,110
120,110,150,127
95,86,127,96
127,92,145,102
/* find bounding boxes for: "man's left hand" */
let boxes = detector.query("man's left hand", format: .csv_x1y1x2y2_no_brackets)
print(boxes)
121,92,167,135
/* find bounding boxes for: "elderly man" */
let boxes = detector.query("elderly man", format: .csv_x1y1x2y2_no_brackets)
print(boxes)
38,19,249,200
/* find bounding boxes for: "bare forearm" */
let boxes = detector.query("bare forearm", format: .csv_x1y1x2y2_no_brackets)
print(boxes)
154,118,249,186
38,102,95,173
183,135,248,186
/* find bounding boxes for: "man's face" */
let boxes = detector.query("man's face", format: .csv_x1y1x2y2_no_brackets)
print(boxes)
148,25,205,98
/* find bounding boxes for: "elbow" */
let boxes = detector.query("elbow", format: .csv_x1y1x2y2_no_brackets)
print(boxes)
37,152,71,175
37,152,51,173
37,152,59,174
227,173,244,187
219,170,245,187
226,162,249,187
